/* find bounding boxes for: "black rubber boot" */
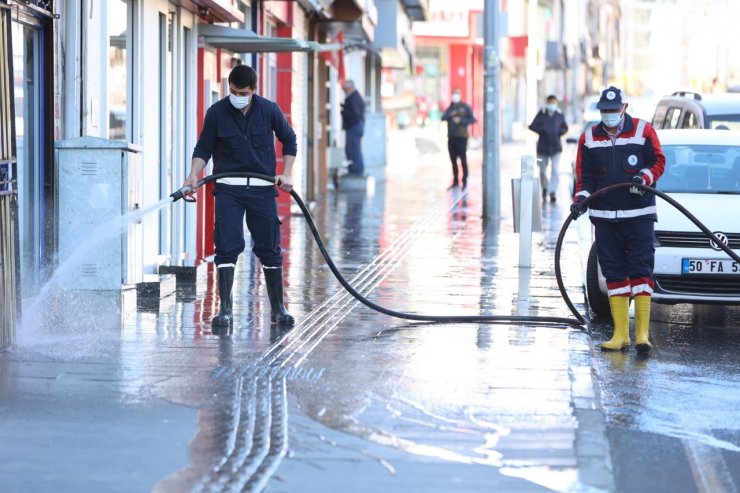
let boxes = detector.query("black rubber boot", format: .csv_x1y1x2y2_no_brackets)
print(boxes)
263,266,295,326
211,265,234,330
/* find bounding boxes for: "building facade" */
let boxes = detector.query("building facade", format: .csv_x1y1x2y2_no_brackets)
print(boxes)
0,0,423,346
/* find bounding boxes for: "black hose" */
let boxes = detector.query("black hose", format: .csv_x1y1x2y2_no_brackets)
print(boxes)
554,182,740,323
174,174,739,329
175,172,583,328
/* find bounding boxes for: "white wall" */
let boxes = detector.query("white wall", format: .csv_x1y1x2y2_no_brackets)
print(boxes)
61,0,200,278
291,7,309,198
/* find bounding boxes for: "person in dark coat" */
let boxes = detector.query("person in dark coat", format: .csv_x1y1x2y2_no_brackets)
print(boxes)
441,89,476,189
341,79,366,177
528,95,569,202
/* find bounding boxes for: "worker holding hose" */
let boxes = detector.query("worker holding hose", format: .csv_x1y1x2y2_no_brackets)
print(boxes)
181,64,296,330
570,86,666,353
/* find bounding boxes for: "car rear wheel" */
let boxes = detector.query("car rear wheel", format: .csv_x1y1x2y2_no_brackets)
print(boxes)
586,243,611,319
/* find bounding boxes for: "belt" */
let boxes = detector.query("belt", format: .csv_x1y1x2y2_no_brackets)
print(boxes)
216,177,274,186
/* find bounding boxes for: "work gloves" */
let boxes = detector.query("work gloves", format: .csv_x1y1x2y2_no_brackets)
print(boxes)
570,195,587,219
629,172,649,195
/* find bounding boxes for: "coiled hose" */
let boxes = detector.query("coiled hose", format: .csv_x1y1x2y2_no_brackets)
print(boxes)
554,182,740,324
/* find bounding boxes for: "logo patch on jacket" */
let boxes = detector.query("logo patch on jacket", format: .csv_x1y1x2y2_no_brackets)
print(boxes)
627,154,638,166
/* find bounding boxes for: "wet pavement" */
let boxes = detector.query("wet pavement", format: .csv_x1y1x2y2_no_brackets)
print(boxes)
8,125,739,492
592,303,740,493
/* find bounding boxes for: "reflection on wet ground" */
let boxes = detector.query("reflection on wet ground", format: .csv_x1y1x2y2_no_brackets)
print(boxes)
2,132,606,492
592,300,740,492
0,129,729,493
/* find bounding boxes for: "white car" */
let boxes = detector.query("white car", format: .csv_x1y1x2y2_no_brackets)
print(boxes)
585,129,740,317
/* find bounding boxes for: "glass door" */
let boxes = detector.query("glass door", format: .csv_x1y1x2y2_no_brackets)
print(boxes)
12,19,41,298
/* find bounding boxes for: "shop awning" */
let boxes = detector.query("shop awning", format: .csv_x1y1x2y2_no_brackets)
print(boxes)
198,24,342,53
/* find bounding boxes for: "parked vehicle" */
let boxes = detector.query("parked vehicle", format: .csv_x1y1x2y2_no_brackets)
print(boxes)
651,91,740,130
585,129,740,317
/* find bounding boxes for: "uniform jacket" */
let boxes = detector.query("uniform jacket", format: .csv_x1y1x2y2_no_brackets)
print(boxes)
441,102,476,138
574,114,665,222
528,108,569,156
192,94,297,177
341,90,365,130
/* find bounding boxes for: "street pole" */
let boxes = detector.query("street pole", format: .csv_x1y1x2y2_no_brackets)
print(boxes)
483,0,500,226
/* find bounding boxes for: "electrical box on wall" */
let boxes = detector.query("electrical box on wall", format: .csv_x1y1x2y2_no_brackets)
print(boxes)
55,137,143,290
363,112,386,171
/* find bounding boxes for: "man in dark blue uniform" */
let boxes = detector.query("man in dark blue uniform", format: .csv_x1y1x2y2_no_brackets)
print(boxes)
182,64,297,329
571,86,665,353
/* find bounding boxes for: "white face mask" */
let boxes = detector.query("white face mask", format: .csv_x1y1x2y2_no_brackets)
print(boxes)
601,111,623,128
229,93,251,109
451,93,461,104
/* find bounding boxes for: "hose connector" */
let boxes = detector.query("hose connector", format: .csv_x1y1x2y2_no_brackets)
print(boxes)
170,185,195,202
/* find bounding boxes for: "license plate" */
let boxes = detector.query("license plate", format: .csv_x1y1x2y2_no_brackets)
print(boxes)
681,258,740,275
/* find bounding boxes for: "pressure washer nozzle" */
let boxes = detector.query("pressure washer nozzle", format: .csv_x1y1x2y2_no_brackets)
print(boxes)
170,185,194,202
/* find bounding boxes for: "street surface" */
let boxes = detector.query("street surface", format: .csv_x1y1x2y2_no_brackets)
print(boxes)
1,126,738,493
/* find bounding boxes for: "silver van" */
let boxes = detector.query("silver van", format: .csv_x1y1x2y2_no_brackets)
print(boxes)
651,91,740,130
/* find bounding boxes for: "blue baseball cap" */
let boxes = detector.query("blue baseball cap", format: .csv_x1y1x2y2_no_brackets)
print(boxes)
596,86,627,110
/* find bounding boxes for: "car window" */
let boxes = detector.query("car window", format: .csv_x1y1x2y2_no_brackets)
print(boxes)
664,107,682,129
658,144,740,193
652,106,667,128
706,115,740,131
681,111,698,129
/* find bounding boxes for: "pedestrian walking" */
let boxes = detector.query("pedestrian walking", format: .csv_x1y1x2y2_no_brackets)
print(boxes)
341,79,366,177
181,64,297,330
528,94,569,202
441,89,476,189
570,86,666,353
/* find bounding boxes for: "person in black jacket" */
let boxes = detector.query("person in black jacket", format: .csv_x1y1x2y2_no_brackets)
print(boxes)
528,95,569,202
182,64,296,331
441,89,477,189
341,80,366,177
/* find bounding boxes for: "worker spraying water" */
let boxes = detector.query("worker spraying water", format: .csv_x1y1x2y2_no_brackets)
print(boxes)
180,65,296,333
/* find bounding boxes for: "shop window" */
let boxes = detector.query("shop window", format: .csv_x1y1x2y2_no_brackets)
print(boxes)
108,0,129,140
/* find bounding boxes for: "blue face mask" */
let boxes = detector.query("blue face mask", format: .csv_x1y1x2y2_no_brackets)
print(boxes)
601,111,623,128
546,103,557,112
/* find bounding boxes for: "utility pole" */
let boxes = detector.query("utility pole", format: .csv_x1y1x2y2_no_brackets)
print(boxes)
483,0,500,225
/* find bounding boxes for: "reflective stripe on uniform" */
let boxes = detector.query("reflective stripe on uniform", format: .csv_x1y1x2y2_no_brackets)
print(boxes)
631,283,654,296
608,285,632,297
640,168,654,185
589,205,657,219
607,279,631,297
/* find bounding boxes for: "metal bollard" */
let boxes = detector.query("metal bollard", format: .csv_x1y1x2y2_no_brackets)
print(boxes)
511,156,541,268
519,156,534,268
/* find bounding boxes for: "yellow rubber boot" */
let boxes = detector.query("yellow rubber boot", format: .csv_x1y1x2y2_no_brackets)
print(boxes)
601,296,631,351
634,295,652,353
